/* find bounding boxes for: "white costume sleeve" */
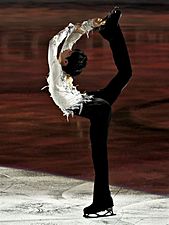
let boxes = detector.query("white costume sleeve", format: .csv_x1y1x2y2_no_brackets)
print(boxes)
48,23,74,70
61,19,94,52
47,23,74,88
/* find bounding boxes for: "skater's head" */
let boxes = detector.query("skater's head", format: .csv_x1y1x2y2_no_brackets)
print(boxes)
61,49,87,77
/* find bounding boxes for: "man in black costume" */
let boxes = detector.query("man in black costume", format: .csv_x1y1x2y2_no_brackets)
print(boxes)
46,7,132,217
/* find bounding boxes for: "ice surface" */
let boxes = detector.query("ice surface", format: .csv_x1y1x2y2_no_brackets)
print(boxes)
0,167,169,225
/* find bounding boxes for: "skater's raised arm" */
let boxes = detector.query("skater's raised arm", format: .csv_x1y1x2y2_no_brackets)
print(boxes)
48,23,74,70
61,20,93,52
61,18,105,52
48,18,101,73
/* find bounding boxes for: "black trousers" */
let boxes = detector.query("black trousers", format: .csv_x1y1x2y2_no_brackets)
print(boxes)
75,24,132,203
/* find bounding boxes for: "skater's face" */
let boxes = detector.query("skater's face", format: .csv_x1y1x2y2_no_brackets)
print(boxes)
60,49,73,66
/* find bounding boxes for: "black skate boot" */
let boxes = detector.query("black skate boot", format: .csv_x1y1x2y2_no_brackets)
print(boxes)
83,197,115,218
99,7,122,40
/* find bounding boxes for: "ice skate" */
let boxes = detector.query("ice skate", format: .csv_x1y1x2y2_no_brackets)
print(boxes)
83,203,115,218
102,6,122,24
99,7,122,40
83,197,115,218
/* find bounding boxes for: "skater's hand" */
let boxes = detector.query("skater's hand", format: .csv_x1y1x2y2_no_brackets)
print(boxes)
92,18,106,27
74,23,85,34
73,19,106,34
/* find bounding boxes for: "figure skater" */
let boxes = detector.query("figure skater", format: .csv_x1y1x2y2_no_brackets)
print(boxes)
45,7,132,217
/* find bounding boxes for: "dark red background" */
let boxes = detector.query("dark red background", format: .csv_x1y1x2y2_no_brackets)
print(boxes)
0,3,169,194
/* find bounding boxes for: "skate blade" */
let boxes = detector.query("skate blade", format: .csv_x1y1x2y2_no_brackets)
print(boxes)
83,207,116,218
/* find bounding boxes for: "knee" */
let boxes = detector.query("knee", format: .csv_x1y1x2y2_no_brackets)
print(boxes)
102,101,112,116
125,69,132,84
119,68,132,86
127,68,132,79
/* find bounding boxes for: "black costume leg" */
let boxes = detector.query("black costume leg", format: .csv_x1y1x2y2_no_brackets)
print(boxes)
76,99,114,217
74,8,132,217
88,11,132,105
77,98,112,201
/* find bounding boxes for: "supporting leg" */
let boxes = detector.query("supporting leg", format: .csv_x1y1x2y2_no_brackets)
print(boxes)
76,98,114,216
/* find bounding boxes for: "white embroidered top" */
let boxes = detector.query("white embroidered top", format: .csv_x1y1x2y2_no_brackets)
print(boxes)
46,20,94,121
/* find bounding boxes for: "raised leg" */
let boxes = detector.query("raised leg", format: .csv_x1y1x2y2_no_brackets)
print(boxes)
88,8,132,105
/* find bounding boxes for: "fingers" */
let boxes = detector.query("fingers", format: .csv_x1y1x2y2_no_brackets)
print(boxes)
92,18,106,27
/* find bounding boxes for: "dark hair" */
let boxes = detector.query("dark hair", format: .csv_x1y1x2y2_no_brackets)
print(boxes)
62,49,87,77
